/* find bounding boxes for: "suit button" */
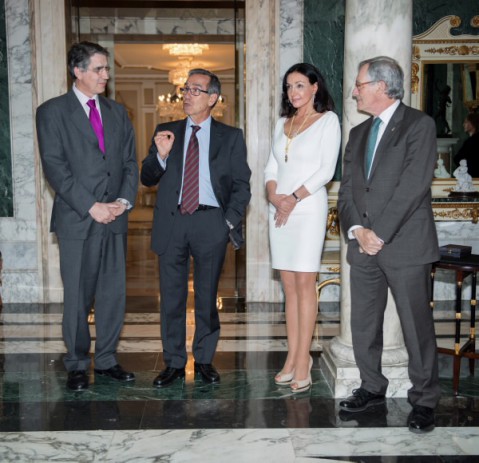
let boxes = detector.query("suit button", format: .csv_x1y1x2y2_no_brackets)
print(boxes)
107,172,111,176
363,212,368,218
171,211,174,216
104,192,108,196
102,156,106,160
365,187,370,192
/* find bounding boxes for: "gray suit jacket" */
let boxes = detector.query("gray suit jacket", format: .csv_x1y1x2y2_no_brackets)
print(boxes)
141,118,251,255
36,91,138,239
338,103,440,266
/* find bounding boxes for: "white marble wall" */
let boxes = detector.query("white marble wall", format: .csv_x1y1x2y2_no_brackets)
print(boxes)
0,0,40,302
77,12,239,36
245,0,303,303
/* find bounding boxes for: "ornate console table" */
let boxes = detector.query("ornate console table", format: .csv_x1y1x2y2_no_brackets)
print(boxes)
432,198,479,224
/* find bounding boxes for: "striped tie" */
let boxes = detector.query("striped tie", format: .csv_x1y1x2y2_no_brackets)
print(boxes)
180,125,201,214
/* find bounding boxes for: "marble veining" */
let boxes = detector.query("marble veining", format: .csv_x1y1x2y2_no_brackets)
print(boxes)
0,427,477,462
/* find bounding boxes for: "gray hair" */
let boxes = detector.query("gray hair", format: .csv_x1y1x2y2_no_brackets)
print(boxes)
188,68,221,96
359,56,404,100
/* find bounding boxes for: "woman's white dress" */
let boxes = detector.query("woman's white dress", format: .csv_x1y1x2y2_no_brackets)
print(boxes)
264,111,341,271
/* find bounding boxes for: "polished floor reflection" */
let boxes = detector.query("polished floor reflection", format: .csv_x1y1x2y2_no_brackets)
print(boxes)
0,296,478,462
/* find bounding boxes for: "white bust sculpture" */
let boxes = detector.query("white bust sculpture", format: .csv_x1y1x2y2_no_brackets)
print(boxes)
434,158,450,178
453,159,475,192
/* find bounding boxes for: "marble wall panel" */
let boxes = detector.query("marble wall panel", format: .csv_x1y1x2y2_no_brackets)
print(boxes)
0,0,13,217
79,16,237,36
0,0,38,302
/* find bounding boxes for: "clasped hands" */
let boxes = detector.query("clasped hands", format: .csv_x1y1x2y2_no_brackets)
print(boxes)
353,227,384,255
269,193,297,227
89,201,127,224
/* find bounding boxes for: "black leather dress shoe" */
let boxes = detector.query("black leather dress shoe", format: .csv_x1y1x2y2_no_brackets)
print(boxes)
194,363,220,384
339,388,385,412
408,405,435,434
153,367,185,388
67,370,89,391
94,364,135,382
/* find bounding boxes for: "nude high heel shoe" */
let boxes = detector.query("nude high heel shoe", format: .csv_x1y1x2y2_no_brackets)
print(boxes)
290,356,313,393
275,369,295,386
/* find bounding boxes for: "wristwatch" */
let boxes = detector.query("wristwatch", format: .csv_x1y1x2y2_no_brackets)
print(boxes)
292,192,301,202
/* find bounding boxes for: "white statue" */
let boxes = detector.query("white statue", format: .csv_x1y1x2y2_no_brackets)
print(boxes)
434,158,450,178
453,159,475,192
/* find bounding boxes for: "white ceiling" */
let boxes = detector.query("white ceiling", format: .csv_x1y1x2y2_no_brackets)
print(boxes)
114,43,236,76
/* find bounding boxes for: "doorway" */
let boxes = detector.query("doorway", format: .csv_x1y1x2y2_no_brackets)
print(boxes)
69,1,246,308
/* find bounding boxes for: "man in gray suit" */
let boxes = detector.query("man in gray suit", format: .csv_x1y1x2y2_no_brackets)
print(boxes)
338,56,440,433
36,42,139,391
141,69,251,387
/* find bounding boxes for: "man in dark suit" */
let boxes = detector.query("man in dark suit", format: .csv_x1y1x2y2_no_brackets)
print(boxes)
36,42,139,391
337,56,440,433
141,69,251,387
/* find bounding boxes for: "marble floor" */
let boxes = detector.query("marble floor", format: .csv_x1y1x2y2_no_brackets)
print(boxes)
0,229,478,462
0,297,478,462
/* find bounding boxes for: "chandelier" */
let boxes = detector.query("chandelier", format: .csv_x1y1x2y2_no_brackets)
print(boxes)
163,43,209,56
157,43,226,120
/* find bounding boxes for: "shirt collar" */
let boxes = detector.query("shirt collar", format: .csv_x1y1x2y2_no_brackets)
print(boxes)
187,116,211,131
377,99,400,126
73,83,99,107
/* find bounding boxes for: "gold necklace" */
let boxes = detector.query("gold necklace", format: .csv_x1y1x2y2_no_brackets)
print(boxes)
284,111,313,162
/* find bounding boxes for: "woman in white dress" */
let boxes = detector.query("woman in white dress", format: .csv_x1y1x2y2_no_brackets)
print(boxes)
264,63,341,392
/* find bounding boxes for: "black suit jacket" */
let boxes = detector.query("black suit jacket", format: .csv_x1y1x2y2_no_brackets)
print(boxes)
141,117,251,255
36,91,138,239
338,103,440,266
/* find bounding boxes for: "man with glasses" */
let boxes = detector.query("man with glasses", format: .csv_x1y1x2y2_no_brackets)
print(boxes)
141,69,251,387
36,42,138,391
338,56,440,433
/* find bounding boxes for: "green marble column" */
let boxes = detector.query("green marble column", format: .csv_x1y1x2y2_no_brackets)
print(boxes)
0,1,13,217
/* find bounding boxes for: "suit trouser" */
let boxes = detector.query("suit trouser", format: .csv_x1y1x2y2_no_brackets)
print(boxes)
158,207,229,368
58,228,127,371
350,259,441,409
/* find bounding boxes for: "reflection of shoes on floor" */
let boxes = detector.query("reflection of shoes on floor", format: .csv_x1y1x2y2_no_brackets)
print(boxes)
339,388,385,412
408,405,435,434
339,403,388,427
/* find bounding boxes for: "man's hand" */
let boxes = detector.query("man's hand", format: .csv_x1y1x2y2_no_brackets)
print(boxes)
89,202,118,224
154,131,175,160
353,228,384,255
109,201,127,217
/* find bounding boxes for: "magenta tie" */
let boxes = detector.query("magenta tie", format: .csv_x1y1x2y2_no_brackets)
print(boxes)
87,99,105,153
180,125,201,215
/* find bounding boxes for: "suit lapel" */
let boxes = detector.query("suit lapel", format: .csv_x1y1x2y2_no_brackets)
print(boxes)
368,103,405,179
68,91,99,147
171,119,187,179
98,95,117,154
209,118,223,164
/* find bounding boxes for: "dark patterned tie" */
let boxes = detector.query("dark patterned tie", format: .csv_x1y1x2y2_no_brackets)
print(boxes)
87,99,105,153
180,125,201,214
365,117,381,178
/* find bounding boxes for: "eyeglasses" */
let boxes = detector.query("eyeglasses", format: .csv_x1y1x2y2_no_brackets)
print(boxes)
180,86,209,96
88,66,111,75
354,80,376,90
